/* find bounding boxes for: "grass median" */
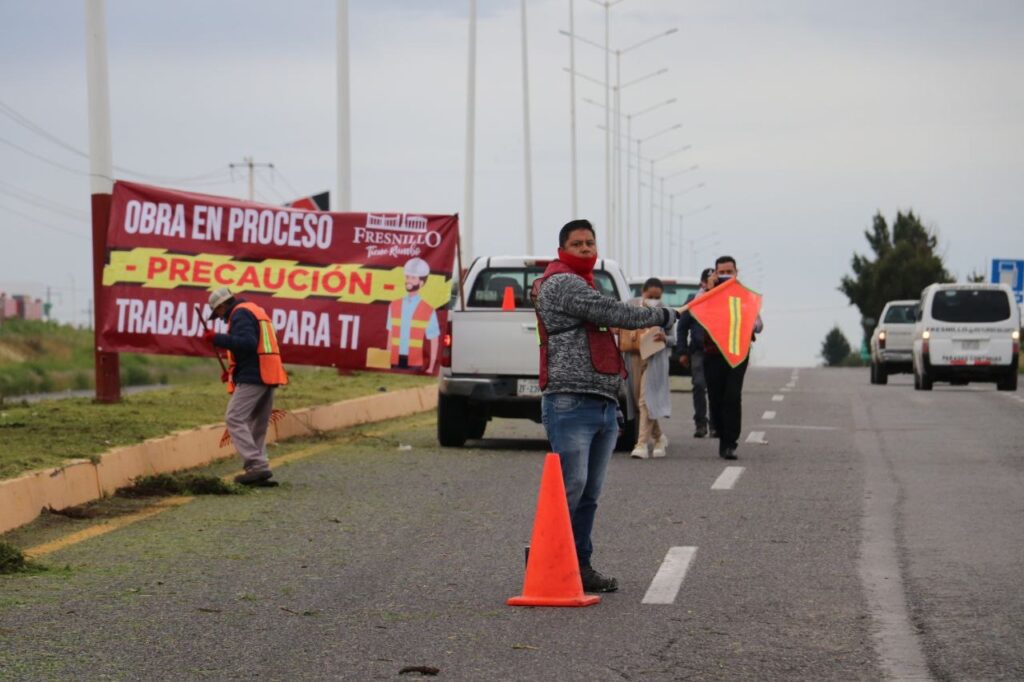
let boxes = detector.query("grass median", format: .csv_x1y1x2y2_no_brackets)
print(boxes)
0,368,434,480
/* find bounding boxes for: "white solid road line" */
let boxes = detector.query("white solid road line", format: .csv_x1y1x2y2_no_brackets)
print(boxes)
711,466,745,490
642,546,698,605
746,431,767,444
772,394,785,401
762,410,776,420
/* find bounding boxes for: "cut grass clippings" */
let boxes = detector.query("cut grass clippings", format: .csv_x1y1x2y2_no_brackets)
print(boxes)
0,540,46,575
0,368,434,480
116,473,246,498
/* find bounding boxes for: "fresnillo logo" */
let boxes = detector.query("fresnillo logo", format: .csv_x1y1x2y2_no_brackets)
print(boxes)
353,214,443,248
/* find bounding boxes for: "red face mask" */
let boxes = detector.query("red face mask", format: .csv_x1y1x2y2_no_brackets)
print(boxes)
557,248,598,287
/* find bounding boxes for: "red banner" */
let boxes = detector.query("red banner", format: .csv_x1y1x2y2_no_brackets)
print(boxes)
687,278,763,367
97,181,458,374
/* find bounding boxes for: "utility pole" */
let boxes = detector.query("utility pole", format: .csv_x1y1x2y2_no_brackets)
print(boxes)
464,0,478,263
521,0,534,253
337,0,352,211
86,0,119,402
229,157,274,202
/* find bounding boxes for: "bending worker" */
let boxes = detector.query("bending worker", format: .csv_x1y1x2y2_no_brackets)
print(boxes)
533,219,681,593
204,287,288,486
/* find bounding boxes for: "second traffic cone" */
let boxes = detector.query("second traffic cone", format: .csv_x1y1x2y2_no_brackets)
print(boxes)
507,453,600,607
501,286,516,311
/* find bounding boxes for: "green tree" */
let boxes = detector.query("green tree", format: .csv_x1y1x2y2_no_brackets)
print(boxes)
839,211,952,346
821,326,852,367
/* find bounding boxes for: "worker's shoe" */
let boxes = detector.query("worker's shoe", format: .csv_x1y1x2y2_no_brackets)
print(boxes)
580,565,618,593
719,445,738,461
630,444,649,459
235,469,273,486
693,422,708,438
652,435,668,458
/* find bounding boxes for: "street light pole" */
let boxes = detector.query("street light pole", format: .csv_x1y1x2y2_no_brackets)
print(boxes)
568,0,578,217
521,0,534,253
336,0,351,211
464,0,477,262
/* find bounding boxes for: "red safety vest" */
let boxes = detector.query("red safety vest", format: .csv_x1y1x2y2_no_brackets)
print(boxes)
226,302,289,394
531,260,626,390
389,297,435,367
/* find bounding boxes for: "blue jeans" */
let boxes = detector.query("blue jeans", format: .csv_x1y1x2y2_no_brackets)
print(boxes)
541,393,619,567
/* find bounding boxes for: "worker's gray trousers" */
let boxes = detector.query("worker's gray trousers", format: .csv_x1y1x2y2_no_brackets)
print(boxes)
225,383,275,473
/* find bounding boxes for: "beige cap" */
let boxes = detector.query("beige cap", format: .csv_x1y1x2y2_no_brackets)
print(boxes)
207,287,233,318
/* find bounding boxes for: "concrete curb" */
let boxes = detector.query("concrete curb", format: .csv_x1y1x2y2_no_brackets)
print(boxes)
0,384,438,535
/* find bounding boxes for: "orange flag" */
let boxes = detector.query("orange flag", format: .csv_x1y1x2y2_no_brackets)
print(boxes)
687,278,763,368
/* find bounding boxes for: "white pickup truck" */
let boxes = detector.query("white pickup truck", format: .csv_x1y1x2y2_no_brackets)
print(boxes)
869,299,919,384
437,256,636,448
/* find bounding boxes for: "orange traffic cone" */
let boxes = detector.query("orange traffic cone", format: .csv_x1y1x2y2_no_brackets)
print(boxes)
507,453,600,607
501,286,516,311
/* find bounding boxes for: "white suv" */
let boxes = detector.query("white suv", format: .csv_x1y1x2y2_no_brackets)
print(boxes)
912,283,1020,391
869,299,919,384
437,256,637,447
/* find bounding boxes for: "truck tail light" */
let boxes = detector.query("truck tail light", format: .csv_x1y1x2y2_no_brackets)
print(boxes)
878,330,886,350
1013,329,1020,355
440,320,453,368
921,330,930,356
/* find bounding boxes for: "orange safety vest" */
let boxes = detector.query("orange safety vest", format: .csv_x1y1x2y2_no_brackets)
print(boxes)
389,297,435,367
226,302,289,394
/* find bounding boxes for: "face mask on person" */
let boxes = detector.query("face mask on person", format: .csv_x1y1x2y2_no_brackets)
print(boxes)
642,297,662,307
716,274,733,285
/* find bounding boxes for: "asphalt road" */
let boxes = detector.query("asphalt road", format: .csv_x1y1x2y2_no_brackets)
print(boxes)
1,367,1022,680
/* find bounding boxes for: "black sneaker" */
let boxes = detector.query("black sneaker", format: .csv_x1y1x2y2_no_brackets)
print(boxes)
694,423,708,438
709,426,718,438
580,565,618,593
234,470,273,486
720,447,738,461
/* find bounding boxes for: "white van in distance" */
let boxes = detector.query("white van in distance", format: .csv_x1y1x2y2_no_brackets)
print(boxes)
912,283,1020,391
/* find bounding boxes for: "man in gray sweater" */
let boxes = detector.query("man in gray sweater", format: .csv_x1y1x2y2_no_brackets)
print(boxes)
534,219,679,593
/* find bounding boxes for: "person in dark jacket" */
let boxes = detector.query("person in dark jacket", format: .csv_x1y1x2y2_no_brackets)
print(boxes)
203,287,288,485
703,257,763,460
677,268,715,438
535,219,681,593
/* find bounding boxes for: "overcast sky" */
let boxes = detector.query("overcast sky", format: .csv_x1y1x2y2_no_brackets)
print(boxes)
2,0,1022,365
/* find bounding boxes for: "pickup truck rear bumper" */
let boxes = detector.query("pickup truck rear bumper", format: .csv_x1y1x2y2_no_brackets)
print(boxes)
439,375,535,401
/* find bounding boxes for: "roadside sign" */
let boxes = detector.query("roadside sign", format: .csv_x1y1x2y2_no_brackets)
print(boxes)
991,259,1024,304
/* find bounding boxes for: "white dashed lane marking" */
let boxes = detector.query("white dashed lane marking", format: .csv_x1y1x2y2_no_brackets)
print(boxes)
746,431,767,444
772,394,785,402
762,410,776,420
642,547,698,605
711,466,745,490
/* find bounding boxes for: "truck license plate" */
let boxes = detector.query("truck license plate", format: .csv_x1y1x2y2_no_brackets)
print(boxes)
516,379,541,396
960,340,981,350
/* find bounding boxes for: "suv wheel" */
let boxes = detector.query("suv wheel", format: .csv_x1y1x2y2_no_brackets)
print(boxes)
876,363,888,385
437,394,469,447
997,370,1018,392
869,362,878,385
467,414,487,440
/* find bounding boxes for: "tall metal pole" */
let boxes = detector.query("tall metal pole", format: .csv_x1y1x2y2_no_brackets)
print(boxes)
568,0,578,217
85,0,119,403
520,0,534,253
337,0,352,211
603,3,611,251
610,51,618,260
649,159,655,273
660,177,666,273
624,115,631,272
463,0,477,262
636,140,643,273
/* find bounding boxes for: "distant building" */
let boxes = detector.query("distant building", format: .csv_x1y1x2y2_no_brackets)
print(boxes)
0,293,44,322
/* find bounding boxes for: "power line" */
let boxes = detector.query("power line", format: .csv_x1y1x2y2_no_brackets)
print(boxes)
0,135,93,177
0,180,91,222
0,202,90,241
0,98,230,184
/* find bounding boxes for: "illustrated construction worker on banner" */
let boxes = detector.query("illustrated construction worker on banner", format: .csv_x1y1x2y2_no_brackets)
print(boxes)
388,257,441,373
